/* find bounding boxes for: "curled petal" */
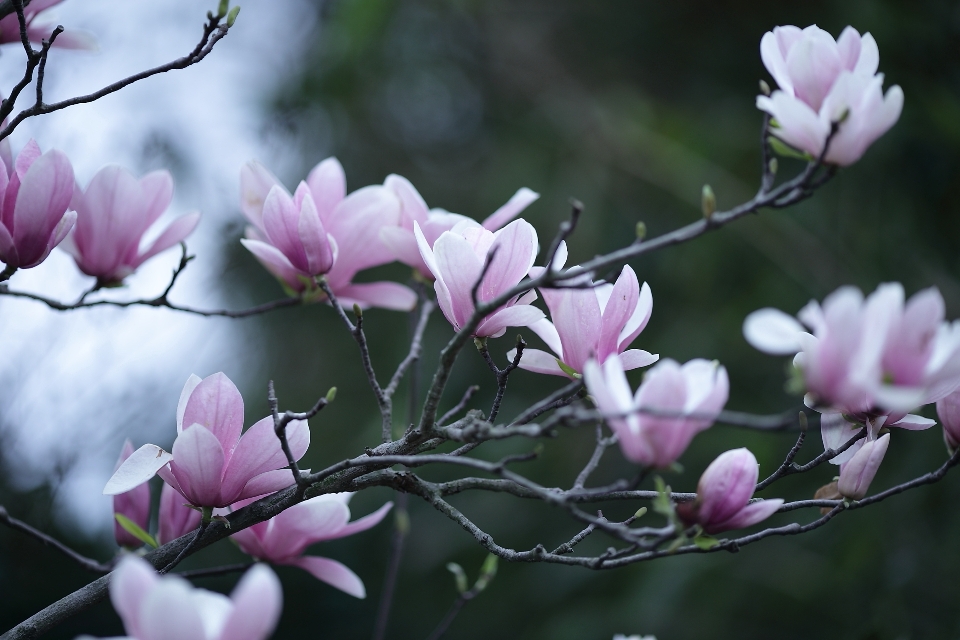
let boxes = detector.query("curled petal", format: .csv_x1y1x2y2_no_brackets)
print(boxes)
104,444,172,495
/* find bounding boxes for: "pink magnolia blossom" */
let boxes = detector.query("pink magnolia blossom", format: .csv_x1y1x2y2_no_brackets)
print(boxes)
59,166,200,284
936,387,960,451
513,252,657,376
820,413,933,481
112,440,151,549
0,0,96,50
157,483,202,546
0,139,75,270
755,25,903,165
677,448,783,534
104,372,310,509
744,283,960,417
232,492,392,599
415,218,544,337
837,431,890,500
102,555,281,640
583,355,729,468
379,173,539,278
240,158,415,311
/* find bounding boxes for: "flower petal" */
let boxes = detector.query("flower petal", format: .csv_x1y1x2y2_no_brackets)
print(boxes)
481,187,539,231
104,444,172,495
171,424,226,507
743,308,806,354
287,556,366,598
218,564,283,640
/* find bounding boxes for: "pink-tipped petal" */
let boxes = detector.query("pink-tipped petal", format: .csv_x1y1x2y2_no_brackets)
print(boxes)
110,556,159,640
260,497,350,558
480,220,538,303
597,266,640,360
475,304,544,338
708,498,784,534
288,556,366,598
181,373,244,457
514,348,569,377
235,469,297,502
104,444,173,495
134,212,200,267
240,161,283,230
332,501,394,539
838,433,890,500
334,281,417,312
618,349,659,370
220,417,309,503
157,482,202,546
306,157,347,222
12,149,74,268
384,174,429,226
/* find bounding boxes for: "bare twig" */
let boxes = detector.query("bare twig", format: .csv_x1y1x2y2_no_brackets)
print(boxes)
0,506,110,574
268,381,329,489
477,335,525,422
438,386,480,427
573,424,617,490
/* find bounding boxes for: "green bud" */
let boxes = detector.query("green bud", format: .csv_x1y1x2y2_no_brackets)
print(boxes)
635,221,647,241
474,337,487,350
353,303,362,319
634,506,647,519
759,79,771,96
473,554,498,592
226,5,241,26
768,157,778,175
217,0,229,17
325,387,337,403
701,184,716,219
446,562,468,594
798,412,808,432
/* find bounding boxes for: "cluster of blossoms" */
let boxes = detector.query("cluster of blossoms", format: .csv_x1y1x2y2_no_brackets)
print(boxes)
744,283,960,498
3,16,941,639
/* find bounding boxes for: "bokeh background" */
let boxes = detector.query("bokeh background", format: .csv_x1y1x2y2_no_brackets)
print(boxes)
3,1,960,638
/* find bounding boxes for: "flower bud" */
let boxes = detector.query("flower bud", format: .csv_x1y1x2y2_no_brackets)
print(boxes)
701,185,716,218
837,433,890,500
936,388,960,452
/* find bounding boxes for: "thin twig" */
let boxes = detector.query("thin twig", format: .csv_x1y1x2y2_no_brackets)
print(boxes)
0,506,110,574
477,335,525,422
437,386,480,427
573,424,617,490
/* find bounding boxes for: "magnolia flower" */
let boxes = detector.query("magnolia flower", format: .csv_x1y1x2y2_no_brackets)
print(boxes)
583,355,729,468
0,139,75,271
677,448,783,533
104,373,309,509
514,255,657,376
112,440,151,549
756,25,903,165
0,0,97,50
232,493,392,598
240,158,415,311
157,483,202,546
936,387,960,451
96,555,281,640
416,218,544,337
837,431,890,500
379,173,539,278
60,166,200,284
744,283,960,417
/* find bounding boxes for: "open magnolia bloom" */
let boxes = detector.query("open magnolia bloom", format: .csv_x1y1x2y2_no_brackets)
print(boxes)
240,158,416,311
61,166,200,284
415,218,544,337
756,25,903,165
511,246,657,377
85,556,282,640
379,172,539,279
677,448,783,534
231,492,392,599
583,355,728,468
103,373,309,509
0,140,76,271
743,283,960,417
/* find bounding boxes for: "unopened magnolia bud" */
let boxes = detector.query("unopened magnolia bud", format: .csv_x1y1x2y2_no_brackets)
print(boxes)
227,5,241,26
352,303,362,318
325,387,337,402
446,562,468,594
768,158,778,175
635,221,647,241
218,0,229,17
634,506,647,518
701,185,716,218
759,79,771,96
798,412,808,432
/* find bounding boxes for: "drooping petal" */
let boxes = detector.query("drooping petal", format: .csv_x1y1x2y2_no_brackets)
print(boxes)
708,498,784,534
287,556,366,599
134,212,201,268
618,349,659,370
234,469,297,502
743,308,806,354
104,444,173,495
334,281,417,312
260,497,350,558
514,348,569,377
331,501,394,539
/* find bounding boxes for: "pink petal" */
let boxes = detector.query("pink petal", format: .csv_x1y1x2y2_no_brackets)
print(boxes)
306,157,347,223
481,187,539,231
176,374,203,433
134,212,200,268
838,433,890,499
544,286,601,372
12,149,74,268
756,92,830,159
234,469,297,502
332,501,393,539
889,414,936,430
696,448,759,525
743,308,805,355
819,412,863,466
528,318,563,358
110,556,159,639
836,26,862,71
261,497,351,558
287,556,366,598
138,579,207,640
475,304,545,338
597,266,639,361
104,444,173,495
618,349,658,370
618,279,653,351
139,170,175,228
157,482,201,546
218,564,283,640
240,238,306,291
708,499,784,534
181,372,245,457
171,424,226,507
480,219,538,303
262,186,307,270
854,32,880,76
220,417,309,504
380,226,428,273
296,192,334,275
72,165,144,276
515,348,569,377
240,161,283,230
384,173,429,227
334,281,418,312
433,230,484,327
324,185,400,283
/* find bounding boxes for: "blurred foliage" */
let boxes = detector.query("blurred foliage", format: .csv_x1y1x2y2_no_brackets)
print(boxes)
5,0,960,638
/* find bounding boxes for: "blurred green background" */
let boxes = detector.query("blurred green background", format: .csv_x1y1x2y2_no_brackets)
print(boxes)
4,0,960,638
